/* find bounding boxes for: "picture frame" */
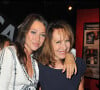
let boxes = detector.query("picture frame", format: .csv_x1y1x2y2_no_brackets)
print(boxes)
83,22,100,79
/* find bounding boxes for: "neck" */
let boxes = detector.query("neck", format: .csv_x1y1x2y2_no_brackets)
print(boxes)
24,44,32,56
54,60,64,69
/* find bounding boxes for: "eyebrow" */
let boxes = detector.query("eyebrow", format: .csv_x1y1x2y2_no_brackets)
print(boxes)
30,29,46,33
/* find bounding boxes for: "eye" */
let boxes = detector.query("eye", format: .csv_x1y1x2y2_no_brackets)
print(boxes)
31,31,36,34
40,34,46,37
65,40,70,42
56,41,61,43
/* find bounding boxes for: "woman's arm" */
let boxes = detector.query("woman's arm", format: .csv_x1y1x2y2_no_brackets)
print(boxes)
0,47,14,90
78,76,85,90
63,52,77,79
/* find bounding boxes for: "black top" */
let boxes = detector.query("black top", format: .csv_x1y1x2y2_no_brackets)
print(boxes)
38,57,86,90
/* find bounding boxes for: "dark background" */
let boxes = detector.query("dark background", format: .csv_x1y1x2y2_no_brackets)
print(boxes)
0,0,99,42
0,0,99,24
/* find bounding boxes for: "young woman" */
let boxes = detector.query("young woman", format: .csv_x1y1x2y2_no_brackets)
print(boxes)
0,14,48,90
38,21,86,90
0,14,77,90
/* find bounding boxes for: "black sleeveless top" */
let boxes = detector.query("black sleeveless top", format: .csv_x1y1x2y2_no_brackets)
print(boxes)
38,57,86,90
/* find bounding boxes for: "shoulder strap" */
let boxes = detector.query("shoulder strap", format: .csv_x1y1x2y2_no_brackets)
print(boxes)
0,48,5,74
8,47,17,90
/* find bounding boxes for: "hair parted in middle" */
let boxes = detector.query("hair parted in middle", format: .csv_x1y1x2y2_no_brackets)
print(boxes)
15,13,48,66
39,20,74,66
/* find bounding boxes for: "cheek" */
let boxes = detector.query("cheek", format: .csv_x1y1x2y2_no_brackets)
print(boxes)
66,42,71,47
25,35,31,45
68,43,71,48
66,43,71,51
40,37,45,45
27,33,33,41
52,43,59,51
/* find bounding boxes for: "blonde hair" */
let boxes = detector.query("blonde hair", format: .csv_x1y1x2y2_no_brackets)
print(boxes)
39,20,74,67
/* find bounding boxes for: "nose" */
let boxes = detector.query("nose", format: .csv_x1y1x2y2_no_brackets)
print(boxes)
61,42,67,50
35,34,40,42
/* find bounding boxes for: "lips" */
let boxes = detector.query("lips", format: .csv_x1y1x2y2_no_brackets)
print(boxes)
59,51,65,53
33,42,40,47
58,50,66,54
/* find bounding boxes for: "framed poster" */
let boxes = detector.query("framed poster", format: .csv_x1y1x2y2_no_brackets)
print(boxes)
83,22,100,79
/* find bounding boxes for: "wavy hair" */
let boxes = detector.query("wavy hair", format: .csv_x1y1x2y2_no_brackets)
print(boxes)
39,20,74,67
15,13,48,66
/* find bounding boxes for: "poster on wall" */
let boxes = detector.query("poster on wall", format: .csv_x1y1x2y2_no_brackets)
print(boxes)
83,22,100,79
0,13,18,41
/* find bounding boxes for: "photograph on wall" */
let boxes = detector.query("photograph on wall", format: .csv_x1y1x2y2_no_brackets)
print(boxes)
85,49,98,65
83,22,100,79
86,32,95,44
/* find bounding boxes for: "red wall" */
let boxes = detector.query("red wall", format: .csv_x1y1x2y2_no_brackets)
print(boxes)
75,8,99,90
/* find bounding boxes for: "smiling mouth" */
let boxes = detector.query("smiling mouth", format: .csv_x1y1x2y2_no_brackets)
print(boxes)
59,51,65,54
33,43,40,47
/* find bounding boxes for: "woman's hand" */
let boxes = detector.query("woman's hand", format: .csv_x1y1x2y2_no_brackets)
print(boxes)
62,53,77,79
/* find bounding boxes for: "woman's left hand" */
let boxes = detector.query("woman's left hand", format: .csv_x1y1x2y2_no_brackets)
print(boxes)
62,53,77,79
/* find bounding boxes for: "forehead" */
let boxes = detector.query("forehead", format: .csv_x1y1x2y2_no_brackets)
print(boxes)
30,20,46,32
52,28,69,40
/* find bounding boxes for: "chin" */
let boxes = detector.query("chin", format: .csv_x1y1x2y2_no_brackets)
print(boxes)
60,57,65,60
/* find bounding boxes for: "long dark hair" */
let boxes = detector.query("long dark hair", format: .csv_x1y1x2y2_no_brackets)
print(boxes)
15,14,48,66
